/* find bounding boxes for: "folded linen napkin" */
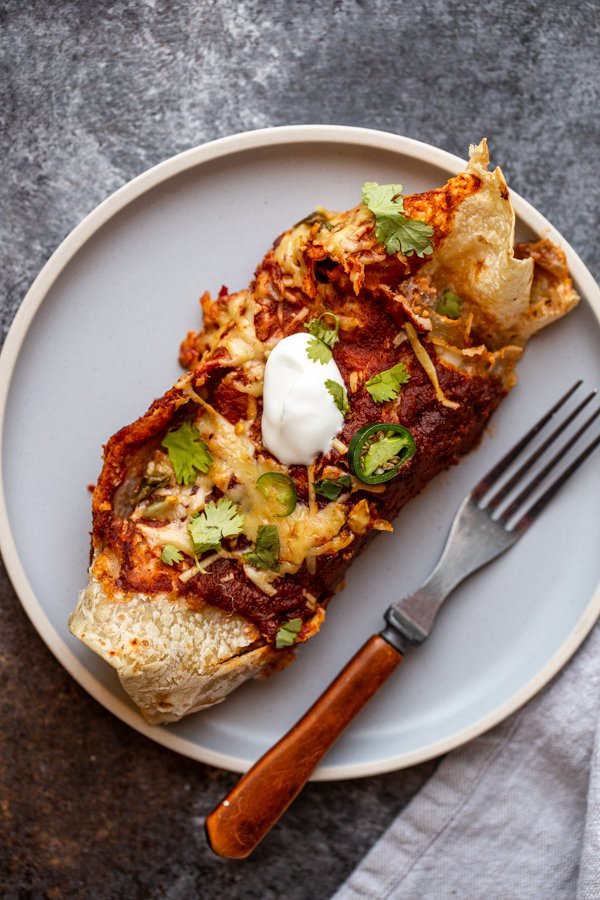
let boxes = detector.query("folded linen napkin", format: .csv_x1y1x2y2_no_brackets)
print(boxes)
334,622,600,900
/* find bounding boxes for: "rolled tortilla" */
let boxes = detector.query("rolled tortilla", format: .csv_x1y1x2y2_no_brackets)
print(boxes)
69,141,578,723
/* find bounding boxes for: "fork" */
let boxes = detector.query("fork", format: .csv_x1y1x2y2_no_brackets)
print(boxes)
206,381,600,859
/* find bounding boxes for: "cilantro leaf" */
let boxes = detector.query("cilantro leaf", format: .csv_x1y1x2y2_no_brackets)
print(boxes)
385,217,434,258
161,422,212,485
361,182,434,258
188,498,245,554
161,545,183,566
361,182,405,216
307,337,332,365
243,524,280,571
275,617,302,649
365,363,410,403
314,475,351,501
305,314,340,365
363,435,411,477
325,379,349,416
305,313,340,348
436,289,463,319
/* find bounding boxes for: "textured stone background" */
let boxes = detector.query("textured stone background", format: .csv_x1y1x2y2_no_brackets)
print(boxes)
1,1,599,897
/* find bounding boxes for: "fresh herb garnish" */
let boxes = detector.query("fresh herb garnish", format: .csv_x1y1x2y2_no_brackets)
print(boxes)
275,617,302,649
305,313,340,365
314,475,352,501
306,313,340,347
307,338,333,364
436,289,462,319
325,379,349,416
361,182,434,258
188,498,245,554
365,363,410,403
161,422,212,485
161,545,183,566
243,524,280,571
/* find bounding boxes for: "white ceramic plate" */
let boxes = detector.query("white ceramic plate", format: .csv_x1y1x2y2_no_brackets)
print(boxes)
1,126,599,780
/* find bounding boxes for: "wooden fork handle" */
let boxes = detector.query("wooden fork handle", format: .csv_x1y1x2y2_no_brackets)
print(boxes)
205,634,403,858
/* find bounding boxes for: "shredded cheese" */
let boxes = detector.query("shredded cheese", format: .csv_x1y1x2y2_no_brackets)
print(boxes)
331,437,348,455
308,530,355,557
347,499,371,535
243,566,280,596
307,463,317,516
138,523,195,557
190,403,347,573
178,552,221,583
373,518,394,532
404,322,460,410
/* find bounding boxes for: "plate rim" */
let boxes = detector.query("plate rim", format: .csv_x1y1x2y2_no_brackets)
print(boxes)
1,123,599,780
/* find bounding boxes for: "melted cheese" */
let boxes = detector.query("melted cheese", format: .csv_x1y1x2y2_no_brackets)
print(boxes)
229,473,346,573
138,521,195,557
243,566,280,596
195,403,347,573
272,223,312,289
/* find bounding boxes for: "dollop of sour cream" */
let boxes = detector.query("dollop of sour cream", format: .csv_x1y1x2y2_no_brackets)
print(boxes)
262,332,345,466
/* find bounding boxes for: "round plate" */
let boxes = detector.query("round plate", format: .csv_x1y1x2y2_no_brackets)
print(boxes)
1,126,599,780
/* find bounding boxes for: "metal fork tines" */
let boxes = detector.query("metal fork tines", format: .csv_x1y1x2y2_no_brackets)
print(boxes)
385,382,600,646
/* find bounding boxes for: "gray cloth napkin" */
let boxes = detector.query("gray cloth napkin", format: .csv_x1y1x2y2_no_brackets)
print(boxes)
334,623,600,900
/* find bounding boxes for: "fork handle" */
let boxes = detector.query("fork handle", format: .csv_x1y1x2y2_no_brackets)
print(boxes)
205,634,403,858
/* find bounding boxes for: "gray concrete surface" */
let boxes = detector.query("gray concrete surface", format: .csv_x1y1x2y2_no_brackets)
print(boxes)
1,1,599,897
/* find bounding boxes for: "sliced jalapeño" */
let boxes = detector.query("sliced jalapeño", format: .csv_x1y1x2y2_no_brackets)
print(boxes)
256,472,297,517
348,422,416,484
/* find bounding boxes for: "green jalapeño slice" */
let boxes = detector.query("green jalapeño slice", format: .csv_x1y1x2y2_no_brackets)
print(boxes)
256,472,298,517
348,423,416,484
